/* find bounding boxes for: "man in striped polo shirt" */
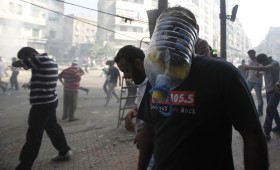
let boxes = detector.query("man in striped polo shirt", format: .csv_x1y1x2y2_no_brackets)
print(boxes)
59,62,81,122
13,47,72,170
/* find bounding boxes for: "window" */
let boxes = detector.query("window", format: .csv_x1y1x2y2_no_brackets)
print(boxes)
48,13,59,21
31,9,40,17
9,2,14,12
32,29,40,38
133,27,137,32
120,26,127,31
17,4,23,15
133,26,143,33
49,31,56,39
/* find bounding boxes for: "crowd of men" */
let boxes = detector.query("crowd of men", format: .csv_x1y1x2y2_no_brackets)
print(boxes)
238,50,280,140
2,5,280,170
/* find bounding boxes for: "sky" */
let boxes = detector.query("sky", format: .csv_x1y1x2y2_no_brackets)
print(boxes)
233,0,280,46
64,0,280,47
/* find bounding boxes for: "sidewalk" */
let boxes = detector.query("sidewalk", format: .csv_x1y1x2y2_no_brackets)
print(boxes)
0,126,138,170
1,120,280,170
0,70,280,169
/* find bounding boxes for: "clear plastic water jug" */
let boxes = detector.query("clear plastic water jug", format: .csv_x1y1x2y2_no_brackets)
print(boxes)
144,9,198,116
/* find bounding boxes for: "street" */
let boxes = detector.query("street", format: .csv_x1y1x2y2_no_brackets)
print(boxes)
0,68,280,170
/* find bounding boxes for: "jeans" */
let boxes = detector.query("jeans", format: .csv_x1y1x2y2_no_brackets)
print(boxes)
263,90,280,134
63,90,78,120
247,81,263,114
10,71,19,90
103,80,109,95
105,82,119,106
16,100,70,170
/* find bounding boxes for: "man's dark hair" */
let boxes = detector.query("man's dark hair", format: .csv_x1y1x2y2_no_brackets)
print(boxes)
114,45,145,64
256,53,268,64
17,47,39,59
247,49,256,55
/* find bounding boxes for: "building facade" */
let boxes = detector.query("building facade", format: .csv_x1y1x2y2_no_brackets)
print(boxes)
96,0,251,61
96,0,151,50
63,14,97,60
0,0,64,59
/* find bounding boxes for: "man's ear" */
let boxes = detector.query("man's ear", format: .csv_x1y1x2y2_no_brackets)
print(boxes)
134,59,144,69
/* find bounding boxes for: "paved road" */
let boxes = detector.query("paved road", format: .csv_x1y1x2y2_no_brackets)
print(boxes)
0,69,279,170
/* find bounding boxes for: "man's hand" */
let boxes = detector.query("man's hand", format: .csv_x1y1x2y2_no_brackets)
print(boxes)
124,107,137,131
276,80,280,94
255,71,262,77
242,65,249,70
12,60,23,67
134,132,141,148
22,82,30,89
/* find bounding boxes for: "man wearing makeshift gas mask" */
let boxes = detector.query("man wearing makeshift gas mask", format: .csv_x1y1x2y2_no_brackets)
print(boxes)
135,6,268,170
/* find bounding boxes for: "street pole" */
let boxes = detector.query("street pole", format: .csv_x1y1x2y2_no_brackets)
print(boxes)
220,0,227,60
146,0,168,38
158,0,168,13
139,37,150,48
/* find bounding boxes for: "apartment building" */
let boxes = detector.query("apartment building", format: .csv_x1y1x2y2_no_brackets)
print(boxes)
168,0,216,50
64,14,97,46
63,14,97,59
0,0,64,59
96,0,250,60
227,19,251,63
96,0,220,52
96,0,153,50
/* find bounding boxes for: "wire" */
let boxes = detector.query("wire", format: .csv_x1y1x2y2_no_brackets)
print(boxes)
55,0,149,24
19,0,149,44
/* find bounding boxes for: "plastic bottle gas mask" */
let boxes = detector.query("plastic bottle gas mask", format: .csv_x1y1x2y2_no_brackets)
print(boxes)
144,8,198,116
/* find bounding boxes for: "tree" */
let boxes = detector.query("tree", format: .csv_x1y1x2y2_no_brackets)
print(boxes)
102,43,116,59
94,43,116,60
90,43,101,59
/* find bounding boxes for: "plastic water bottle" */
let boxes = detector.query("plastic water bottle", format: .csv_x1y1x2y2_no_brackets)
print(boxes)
144,8,198,116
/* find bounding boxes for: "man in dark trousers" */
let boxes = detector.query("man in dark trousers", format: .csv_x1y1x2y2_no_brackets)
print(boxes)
115,7,268,170
247,49,264,116
13,47,72,170
59,62,81,121
244,54,280,140
9,57,20,90
104,60,121,106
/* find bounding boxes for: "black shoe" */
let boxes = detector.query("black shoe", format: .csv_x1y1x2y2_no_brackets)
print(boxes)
272,126,280,132
68,118,78,122
52,150,73,161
